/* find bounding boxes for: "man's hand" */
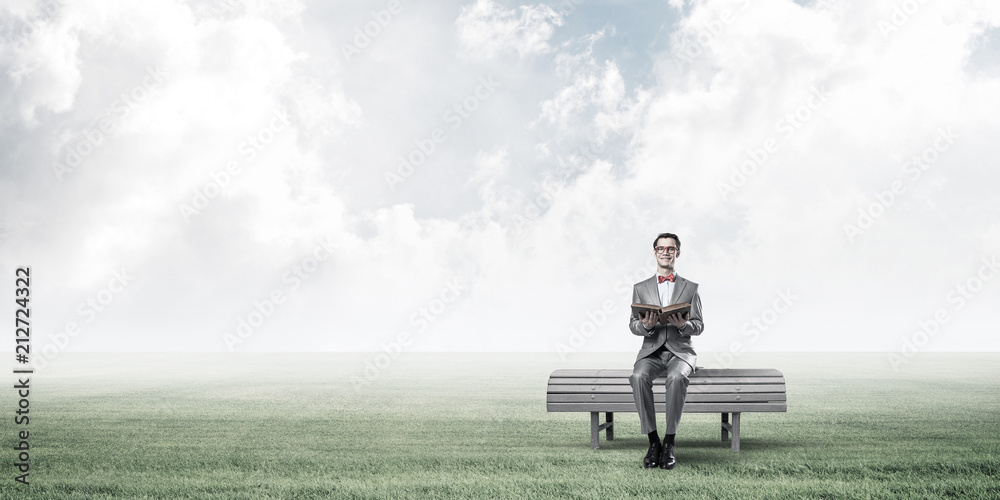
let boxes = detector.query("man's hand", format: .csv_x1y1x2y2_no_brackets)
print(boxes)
665,312,688,329
640,311,657,330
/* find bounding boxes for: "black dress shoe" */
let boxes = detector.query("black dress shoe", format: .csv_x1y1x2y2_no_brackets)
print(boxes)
643,441,662,468
659,443,676,470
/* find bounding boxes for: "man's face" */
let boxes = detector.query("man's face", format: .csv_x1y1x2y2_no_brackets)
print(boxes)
654,237,679,270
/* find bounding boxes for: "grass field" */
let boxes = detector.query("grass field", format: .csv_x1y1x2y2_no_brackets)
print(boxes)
1,352,998,499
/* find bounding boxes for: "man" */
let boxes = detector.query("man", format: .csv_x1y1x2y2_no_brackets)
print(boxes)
628,232,704,470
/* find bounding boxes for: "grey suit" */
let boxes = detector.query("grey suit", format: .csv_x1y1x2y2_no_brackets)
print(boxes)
628,274,704,435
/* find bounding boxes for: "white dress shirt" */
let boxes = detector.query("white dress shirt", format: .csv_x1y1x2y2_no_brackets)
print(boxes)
643,271,691,334
656,272,676,307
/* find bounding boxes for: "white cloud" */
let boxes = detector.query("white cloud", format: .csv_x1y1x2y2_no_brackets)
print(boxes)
620,0,1000,352
532,38,650,171
465,147,509,189
455,0,563,60
0,2,82,125
2,0,1000,356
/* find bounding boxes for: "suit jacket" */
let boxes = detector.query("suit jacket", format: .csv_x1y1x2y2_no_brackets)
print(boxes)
629,274,704,371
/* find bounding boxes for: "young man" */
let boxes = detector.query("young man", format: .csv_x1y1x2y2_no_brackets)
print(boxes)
628,232,704,469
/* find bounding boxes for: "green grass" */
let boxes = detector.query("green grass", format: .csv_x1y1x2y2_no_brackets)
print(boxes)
1,352,998,499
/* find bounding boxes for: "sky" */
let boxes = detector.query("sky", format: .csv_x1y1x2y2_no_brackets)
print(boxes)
1,0,999,361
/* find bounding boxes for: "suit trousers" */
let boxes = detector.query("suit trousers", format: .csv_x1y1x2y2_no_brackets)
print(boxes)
628,348,693,435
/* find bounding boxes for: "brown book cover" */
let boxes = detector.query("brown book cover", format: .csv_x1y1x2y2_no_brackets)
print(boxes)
631,302,691,324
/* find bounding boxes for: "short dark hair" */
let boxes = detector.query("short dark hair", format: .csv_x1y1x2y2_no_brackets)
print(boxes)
653,232,680,250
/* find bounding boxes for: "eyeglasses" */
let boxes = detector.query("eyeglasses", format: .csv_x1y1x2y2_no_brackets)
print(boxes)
654,246,677,255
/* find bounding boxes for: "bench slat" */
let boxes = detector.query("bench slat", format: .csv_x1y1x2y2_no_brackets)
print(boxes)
547,393,786,403
547,383,786,394
547,376,785,386
547,402,787,413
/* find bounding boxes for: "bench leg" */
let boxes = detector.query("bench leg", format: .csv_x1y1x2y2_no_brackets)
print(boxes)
606,412,614,441
721,412,730,442
590,412,615,449
731,412,741,452
590,412,600,449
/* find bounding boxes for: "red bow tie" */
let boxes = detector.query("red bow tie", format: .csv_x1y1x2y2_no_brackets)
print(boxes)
658,274,674,284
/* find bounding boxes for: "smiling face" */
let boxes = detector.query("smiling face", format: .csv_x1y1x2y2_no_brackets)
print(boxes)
654,236,680,273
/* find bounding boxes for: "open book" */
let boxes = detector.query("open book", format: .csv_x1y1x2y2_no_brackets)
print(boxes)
631,302,691,324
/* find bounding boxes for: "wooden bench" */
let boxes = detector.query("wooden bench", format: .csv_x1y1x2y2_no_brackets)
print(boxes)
546,368,786,451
